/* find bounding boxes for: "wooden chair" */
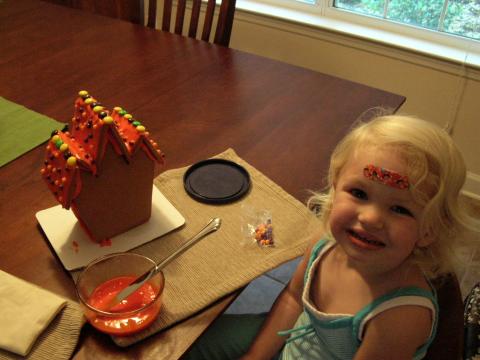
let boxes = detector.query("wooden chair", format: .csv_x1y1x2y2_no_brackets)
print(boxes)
464,281,480,359
424,274,464,360
49,0,236,47
46,0,144,24
146,0,236,47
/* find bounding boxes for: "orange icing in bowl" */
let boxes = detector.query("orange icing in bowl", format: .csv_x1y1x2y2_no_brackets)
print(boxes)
84,275,162,336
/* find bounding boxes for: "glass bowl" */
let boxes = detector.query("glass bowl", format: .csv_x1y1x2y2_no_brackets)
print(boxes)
76,252,164,336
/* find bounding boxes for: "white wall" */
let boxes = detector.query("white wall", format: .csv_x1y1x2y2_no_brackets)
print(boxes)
228,10,480,200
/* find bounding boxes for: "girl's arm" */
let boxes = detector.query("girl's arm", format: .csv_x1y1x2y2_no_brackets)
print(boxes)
240,237,319,360
353,305,433,360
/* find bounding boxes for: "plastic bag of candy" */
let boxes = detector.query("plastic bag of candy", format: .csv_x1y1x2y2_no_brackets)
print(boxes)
241,206,275,248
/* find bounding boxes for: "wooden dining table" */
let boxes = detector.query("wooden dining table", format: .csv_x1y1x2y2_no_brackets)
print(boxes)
0,0,405,358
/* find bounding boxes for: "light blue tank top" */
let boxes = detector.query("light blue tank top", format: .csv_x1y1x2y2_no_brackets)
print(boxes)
278,239,438,360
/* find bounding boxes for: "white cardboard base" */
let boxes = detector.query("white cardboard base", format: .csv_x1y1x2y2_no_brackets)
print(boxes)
36,186,185,271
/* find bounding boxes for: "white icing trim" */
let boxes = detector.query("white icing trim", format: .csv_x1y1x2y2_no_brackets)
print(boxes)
357,296,436,341
302,242,353,319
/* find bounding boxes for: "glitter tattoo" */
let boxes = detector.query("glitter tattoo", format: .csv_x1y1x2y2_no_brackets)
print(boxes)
363,164,409,190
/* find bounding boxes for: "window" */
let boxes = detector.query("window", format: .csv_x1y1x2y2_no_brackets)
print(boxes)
236,0,480,67
334,0,480,41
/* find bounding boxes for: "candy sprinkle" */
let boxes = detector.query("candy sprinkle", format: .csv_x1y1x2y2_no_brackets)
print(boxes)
66,156,77,168
103,116,113,124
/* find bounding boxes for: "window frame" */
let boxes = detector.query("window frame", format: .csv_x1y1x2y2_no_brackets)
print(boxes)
327,0,478,48
235,0,480,68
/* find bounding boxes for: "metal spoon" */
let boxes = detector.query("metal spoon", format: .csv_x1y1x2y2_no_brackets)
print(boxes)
110,217,222,308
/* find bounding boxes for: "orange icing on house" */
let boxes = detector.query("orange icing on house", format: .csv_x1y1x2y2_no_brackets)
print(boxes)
41,91,165,209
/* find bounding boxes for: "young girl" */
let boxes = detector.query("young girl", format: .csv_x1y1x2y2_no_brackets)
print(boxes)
186,114,478,359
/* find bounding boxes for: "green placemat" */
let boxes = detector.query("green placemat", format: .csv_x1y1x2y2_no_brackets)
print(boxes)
0,97,63,167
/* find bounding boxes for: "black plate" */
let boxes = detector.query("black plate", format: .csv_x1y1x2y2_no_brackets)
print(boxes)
183,159,251,204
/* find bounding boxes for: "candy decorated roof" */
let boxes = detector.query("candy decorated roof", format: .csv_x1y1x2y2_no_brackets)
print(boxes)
41,90,165,208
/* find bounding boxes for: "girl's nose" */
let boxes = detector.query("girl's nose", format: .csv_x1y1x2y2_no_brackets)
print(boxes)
358,205,384,230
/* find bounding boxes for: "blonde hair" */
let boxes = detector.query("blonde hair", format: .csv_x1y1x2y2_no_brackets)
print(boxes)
308,114,478,278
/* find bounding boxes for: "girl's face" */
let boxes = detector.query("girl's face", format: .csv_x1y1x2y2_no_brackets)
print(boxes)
329,147,432,274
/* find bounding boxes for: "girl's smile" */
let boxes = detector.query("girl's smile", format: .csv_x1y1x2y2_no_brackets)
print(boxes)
346,229,385,250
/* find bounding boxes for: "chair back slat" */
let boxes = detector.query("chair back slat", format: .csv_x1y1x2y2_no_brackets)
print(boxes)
174,0,187,35
201,0,216,42
147,0,157,28
214,0,236,47
161,0,172,31
188,0,202,38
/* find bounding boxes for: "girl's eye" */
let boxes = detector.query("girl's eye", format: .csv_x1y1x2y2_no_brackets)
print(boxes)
391,205,413,217
350,188,367,200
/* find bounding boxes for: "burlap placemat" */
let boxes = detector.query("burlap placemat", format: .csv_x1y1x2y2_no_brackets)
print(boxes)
110,148,321,347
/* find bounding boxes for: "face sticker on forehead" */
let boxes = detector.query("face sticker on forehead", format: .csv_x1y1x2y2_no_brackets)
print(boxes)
363,164,410,190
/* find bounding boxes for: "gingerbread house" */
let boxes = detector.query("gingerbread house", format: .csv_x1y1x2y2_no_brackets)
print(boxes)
40,91,165,243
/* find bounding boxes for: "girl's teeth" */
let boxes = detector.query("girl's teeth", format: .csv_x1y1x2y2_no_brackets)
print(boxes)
349,230,384,246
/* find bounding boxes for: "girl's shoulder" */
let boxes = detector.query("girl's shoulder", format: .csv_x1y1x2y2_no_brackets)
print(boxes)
393,262,434,293
310,237,335,257
355,301,435,359
354,267,438,358
305,237,335,270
